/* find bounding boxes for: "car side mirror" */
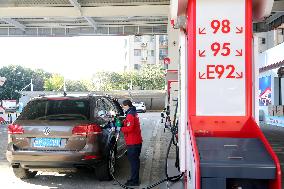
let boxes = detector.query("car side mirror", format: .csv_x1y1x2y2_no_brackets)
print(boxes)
98,110,107,117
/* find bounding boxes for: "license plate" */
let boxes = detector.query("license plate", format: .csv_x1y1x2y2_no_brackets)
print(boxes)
34,138,61,147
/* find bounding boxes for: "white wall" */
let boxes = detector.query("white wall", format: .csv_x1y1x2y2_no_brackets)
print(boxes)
258,41,284,118
124,37,130,71
155,35,160,64
259,42,284,68
128,35,158,70
167,23,180,70
255,29,284,53
128,36,135,70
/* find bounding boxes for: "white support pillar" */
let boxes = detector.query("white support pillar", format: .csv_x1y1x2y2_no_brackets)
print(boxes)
167,15,180,71
166,16,180,124
254,35,260,124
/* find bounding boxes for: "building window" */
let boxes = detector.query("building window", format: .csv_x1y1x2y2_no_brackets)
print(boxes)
134,36,142,42
159,35,168,44
125,52,127,60
134,49,141,56
124,39,128,48
261,38,266,44
159,35,168,41
134,64,140,70
159,49,168,60
150,35,155,42
149,50,155,57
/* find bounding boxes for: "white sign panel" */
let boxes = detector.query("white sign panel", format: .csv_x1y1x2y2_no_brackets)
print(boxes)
0,77,6,86
196,0,246,116
2,100,17,109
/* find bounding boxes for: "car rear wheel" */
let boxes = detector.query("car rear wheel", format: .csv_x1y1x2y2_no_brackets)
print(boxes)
96,144,116,181
13,167,37,179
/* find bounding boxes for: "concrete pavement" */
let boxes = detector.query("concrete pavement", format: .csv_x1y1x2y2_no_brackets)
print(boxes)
0,112,167,189
1,114,284,189
261,124,284,189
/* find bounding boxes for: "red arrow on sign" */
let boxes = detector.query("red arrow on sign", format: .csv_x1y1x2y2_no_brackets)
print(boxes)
236,27,243,34
236,72,243,79
198,28,206,35
198,50,206,57
199,72,206,79
235,49,243,56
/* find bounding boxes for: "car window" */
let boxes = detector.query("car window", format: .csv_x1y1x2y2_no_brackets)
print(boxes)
46,100,90,120
18,99,90,120
102,98,116,115
94,98,112,126
112,99,124,116
17,100,47,120
95,99,108,118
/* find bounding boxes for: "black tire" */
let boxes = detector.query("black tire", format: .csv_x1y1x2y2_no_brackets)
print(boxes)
13,167,37,179
96,144,116,181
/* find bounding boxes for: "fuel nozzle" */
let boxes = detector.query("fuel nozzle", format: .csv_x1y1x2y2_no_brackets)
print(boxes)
115,116,123,128
114,115,123,133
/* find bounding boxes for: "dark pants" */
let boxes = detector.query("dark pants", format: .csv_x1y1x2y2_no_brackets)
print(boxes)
127,144,142,183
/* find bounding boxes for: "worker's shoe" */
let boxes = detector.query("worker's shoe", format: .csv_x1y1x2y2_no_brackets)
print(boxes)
124,181,132,186
124,181,140,186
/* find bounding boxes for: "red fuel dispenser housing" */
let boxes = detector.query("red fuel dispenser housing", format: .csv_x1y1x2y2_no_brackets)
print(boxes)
186,0,282,189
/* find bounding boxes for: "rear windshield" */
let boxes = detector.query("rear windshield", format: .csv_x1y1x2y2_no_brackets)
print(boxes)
18,99,90,120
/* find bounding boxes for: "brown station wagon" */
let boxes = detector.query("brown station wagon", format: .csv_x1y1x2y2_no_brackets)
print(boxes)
6,94,126,180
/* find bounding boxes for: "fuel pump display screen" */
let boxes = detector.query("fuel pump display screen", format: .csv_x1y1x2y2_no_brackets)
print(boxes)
196,0,246,116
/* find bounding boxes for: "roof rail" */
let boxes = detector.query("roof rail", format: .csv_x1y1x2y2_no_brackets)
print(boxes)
87,92,97,96
38,93,46,97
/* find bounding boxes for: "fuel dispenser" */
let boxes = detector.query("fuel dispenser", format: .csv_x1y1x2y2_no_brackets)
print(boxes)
114,0,281,188
179,0,282,188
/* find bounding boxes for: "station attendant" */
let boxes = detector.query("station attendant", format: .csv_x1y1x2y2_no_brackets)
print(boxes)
120,100,143,186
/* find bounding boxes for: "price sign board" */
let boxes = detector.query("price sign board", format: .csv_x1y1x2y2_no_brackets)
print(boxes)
195,0,247,116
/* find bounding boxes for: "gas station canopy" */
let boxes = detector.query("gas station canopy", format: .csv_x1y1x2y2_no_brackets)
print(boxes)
1,0,284,36
254,0,284,32
0,0,169,36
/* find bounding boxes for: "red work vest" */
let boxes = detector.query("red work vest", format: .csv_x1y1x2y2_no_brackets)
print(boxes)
121,110,143,145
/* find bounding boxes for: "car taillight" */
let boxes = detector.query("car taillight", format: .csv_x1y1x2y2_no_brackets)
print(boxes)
8,124,24,134
83,155,100,160
72,124,102,136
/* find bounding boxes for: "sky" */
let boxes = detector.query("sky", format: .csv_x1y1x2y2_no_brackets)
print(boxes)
0,36,127,80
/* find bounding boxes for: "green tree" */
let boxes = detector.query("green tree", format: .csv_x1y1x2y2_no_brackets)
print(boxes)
91,64,165,91
138,64,165,90
44,74,64,91
32,69,52,91
92,72,109,91
0,65,51,100
66,80,89,92
121,71,134,90
81,80,95,91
